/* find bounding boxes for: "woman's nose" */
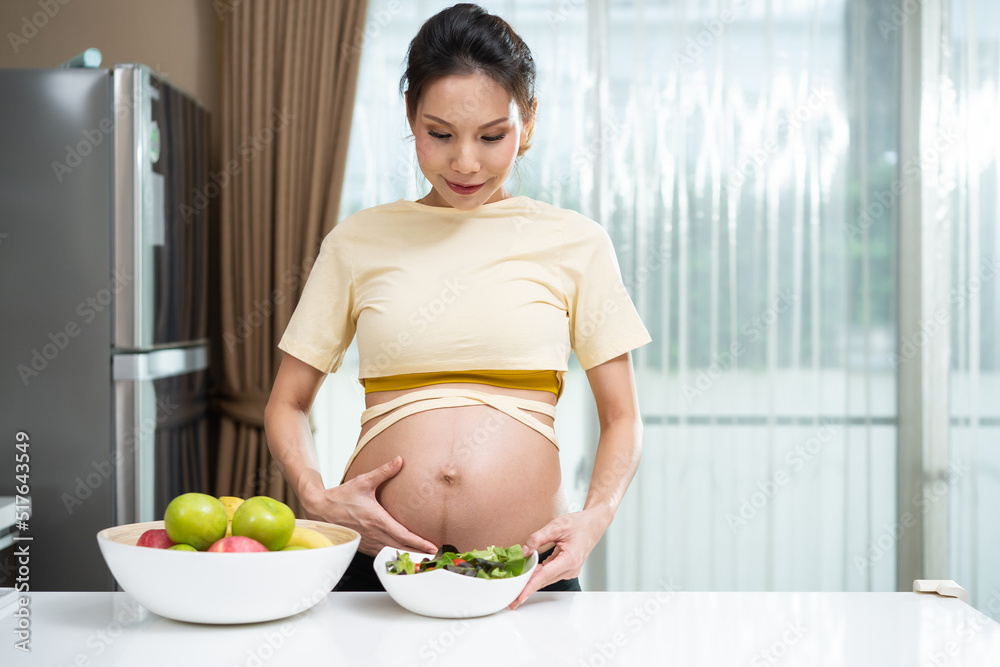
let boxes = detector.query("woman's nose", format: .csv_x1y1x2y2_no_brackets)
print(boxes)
451,141,480,174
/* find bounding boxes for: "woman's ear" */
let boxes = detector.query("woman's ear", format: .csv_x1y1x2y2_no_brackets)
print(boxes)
404,90,415,134
521,97,538,143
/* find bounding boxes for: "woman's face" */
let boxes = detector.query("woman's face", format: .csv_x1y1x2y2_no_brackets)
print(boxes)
408,72,534,209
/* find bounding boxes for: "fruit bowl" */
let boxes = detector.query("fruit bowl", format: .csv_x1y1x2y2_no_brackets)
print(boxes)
97,519,360,624
374,546,538,618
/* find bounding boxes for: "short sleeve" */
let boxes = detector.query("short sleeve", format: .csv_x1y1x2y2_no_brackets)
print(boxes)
277,221,356,373
562,218,652,369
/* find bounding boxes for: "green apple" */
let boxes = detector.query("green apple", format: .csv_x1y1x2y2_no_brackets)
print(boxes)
231,496,295,551
163,493,228,551
168,544,197,551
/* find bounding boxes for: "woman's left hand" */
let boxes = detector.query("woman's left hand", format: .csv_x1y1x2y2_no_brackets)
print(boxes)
508,506,613,609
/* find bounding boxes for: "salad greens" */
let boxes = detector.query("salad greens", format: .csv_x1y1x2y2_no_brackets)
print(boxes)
385,544,526,579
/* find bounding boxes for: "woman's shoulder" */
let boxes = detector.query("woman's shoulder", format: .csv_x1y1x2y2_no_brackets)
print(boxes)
340,199,411,222
532,201,608,243
508,196,602,231
323,200,411,237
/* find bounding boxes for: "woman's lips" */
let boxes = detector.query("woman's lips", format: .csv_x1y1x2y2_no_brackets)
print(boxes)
446,180,485,195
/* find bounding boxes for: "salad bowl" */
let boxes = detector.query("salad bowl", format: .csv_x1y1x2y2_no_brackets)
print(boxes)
374,545,538,618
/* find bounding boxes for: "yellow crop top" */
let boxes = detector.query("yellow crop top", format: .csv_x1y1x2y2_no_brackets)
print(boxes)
362,369,562,397
276,196,652,395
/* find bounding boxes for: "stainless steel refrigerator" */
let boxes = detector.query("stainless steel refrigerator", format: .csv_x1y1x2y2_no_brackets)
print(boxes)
0,64,211,591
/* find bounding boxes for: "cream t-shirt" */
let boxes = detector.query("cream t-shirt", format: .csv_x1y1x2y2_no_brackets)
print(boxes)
277,195,652,392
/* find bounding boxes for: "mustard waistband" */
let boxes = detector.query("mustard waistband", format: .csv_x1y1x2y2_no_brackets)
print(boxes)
362,369,561,396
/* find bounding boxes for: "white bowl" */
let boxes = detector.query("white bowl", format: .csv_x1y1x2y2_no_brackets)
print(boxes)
97,519,360,624
374,546,538,618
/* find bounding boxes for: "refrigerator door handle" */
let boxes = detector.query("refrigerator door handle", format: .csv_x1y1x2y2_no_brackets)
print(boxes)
113,345,208,381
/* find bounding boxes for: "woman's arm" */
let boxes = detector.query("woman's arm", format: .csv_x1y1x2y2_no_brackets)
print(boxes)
509,351,643,609
264,353,437,556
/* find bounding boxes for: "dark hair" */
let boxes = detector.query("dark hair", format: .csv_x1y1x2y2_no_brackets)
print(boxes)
399,3,537,158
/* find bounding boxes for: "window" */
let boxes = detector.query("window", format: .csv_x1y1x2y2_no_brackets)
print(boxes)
314,0,997,614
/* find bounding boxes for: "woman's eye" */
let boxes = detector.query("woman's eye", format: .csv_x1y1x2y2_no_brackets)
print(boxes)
427,131,507,143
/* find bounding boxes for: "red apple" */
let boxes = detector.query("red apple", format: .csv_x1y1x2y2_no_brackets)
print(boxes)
137,529,176,549
207,536,269,552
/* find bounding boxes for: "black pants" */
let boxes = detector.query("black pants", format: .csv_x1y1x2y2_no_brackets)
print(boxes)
333,546,582,592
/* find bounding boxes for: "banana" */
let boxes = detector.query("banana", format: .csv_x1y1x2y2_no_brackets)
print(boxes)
283,526,334,549
219,496,244,521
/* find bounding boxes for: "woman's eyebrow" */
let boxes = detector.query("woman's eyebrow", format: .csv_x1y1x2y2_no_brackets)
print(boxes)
423,114,509,129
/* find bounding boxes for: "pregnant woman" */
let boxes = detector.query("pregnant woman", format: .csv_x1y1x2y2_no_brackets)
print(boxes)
264,3,651,608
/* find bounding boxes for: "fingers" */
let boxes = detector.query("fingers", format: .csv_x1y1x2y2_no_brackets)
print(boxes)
363,492,436,553
523,518,567,557
341,458,437,554
509,570,548,610
509,552,572,610
359,521,434,556
360,455,404,488
382,517,437,554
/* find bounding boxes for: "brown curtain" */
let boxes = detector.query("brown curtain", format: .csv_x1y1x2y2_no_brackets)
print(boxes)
212,0,368,515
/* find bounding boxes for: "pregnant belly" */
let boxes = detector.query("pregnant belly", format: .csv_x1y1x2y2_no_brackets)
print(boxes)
343,384,566,553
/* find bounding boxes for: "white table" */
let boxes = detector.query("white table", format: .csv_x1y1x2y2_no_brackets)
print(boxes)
2,590,999,666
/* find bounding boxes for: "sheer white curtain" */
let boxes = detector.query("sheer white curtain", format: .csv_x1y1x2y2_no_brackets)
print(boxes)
571,0,900,593
316,0,903,594
946,0,1000,613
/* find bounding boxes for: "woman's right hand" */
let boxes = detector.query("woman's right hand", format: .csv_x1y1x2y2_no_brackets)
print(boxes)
301,456,437,557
